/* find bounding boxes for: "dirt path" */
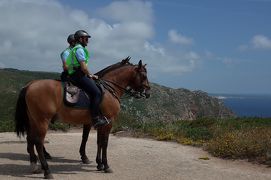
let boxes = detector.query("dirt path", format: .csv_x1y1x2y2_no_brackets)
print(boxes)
0,131,270,180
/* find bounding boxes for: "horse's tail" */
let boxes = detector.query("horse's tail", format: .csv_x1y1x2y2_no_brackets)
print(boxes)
15,86,29,137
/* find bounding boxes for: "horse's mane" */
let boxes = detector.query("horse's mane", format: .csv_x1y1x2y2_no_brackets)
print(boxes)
95,56,134,77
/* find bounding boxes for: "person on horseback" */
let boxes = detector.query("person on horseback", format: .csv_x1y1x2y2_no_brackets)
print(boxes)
67,30,109,128
60,34,75,81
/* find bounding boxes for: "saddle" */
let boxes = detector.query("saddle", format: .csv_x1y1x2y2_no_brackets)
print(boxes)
63,81,105,108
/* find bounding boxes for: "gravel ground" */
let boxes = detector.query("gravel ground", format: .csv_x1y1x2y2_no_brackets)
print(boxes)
0,131,270,180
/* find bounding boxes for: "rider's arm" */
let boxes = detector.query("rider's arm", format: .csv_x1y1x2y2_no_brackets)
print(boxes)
76,48,98,79
62,62,68,71
79,61,98,79
61,50,69,71
79,61,91,75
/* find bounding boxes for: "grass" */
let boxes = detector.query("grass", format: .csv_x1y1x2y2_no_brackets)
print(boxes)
49,121,70,132
113,114,271,165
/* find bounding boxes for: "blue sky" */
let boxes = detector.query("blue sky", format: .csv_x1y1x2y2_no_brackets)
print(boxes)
0,0,271,94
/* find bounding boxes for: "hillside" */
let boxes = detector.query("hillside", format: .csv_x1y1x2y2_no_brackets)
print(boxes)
0,68,234,131
121,83,234,122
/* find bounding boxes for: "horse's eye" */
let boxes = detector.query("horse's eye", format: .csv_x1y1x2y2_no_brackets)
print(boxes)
140,73,146,81
142,75,146,81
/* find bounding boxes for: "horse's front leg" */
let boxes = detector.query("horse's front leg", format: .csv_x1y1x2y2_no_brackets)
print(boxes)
101,124,113,173
79,124,91,164
96,129,103,171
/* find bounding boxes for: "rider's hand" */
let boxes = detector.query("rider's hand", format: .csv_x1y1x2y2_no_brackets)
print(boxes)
92,75,99,80
88,74,98,80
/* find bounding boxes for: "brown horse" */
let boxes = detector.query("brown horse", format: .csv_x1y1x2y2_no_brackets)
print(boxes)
15,58,150,179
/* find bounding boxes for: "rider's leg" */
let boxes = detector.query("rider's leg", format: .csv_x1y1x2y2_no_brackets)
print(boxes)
60,70,68,82
75,75,109,127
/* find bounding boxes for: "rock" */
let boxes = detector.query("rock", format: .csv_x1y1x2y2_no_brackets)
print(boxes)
121,83,235,122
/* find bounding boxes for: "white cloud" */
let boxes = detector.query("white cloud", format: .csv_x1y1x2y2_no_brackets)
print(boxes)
98,0,153,24
150,50,199,75
204,50,214,59
221,57,234,65
252,35,271,49
238,34,271,51
0,0,81,71
237,44,249,51
144,42,165,56
168,29,193,45
0,0,199,84
0,61,5,69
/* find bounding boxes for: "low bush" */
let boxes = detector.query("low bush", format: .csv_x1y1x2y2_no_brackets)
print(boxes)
112,116,271,164
206,127,271,162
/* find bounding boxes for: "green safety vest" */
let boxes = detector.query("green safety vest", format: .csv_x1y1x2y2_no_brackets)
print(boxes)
66,44,89,75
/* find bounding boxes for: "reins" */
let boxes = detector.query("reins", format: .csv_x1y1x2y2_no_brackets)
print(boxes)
98,79,144,102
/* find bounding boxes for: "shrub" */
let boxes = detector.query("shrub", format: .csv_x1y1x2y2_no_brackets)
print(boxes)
206,127,271,162
49,122,69,132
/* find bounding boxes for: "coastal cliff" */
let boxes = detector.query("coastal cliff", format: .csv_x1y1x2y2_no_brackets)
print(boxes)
121,83,235,122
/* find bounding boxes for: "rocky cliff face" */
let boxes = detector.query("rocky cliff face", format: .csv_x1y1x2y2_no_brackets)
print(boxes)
121,83,235,122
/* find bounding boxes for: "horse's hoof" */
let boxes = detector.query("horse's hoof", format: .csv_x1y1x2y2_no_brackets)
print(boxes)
97,164,104,171
44,173,54,179
30,163,42,174
81,157,91,164
104,168,113,173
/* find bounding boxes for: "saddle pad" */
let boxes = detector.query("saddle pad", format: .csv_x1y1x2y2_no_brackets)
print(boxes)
62,82,90,109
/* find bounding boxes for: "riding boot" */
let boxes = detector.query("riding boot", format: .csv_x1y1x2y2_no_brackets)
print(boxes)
92,116,109,128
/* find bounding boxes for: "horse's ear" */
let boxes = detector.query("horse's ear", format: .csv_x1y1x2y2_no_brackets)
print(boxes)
138,60,142,68
144,64,147,67
121,56,130,64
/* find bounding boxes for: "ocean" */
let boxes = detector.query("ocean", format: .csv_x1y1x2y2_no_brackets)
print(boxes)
210,94,271,118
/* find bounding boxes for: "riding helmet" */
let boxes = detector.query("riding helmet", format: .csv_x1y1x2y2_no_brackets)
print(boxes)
74,30,91,40
67,34,75,44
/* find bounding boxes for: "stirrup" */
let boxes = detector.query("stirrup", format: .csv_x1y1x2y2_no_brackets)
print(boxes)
93,116,110,128
103,116,110,124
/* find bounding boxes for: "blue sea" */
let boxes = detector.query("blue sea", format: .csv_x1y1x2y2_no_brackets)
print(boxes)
210,94,271,118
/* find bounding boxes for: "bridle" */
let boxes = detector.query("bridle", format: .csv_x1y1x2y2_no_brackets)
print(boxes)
94,57,150,101
98,78,149,103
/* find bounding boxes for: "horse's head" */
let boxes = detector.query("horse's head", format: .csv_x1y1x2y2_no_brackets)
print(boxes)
97,57,151,98
129,60,151,98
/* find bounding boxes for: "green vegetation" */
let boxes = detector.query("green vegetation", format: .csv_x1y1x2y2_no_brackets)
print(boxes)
113,114,271,165
49,122,70,132
0,69,60,132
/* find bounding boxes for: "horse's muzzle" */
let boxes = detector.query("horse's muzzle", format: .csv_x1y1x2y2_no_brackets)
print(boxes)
144,89,151,98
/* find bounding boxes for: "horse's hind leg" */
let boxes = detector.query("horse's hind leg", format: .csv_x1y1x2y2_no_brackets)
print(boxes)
79,124,91,164
27,136,42,174
43,146,52,159
35,136,53,179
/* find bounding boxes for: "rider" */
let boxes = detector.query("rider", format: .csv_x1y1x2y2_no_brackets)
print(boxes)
60,34,75,81
67,30,109,128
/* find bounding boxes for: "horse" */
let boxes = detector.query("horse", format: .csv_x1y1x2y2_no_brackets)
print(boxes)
14,58,150,179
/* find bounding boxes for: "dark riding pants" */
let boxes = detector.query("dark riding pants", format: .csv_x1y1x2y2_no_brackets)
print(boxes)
60,71,69,82
70,71,102,118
